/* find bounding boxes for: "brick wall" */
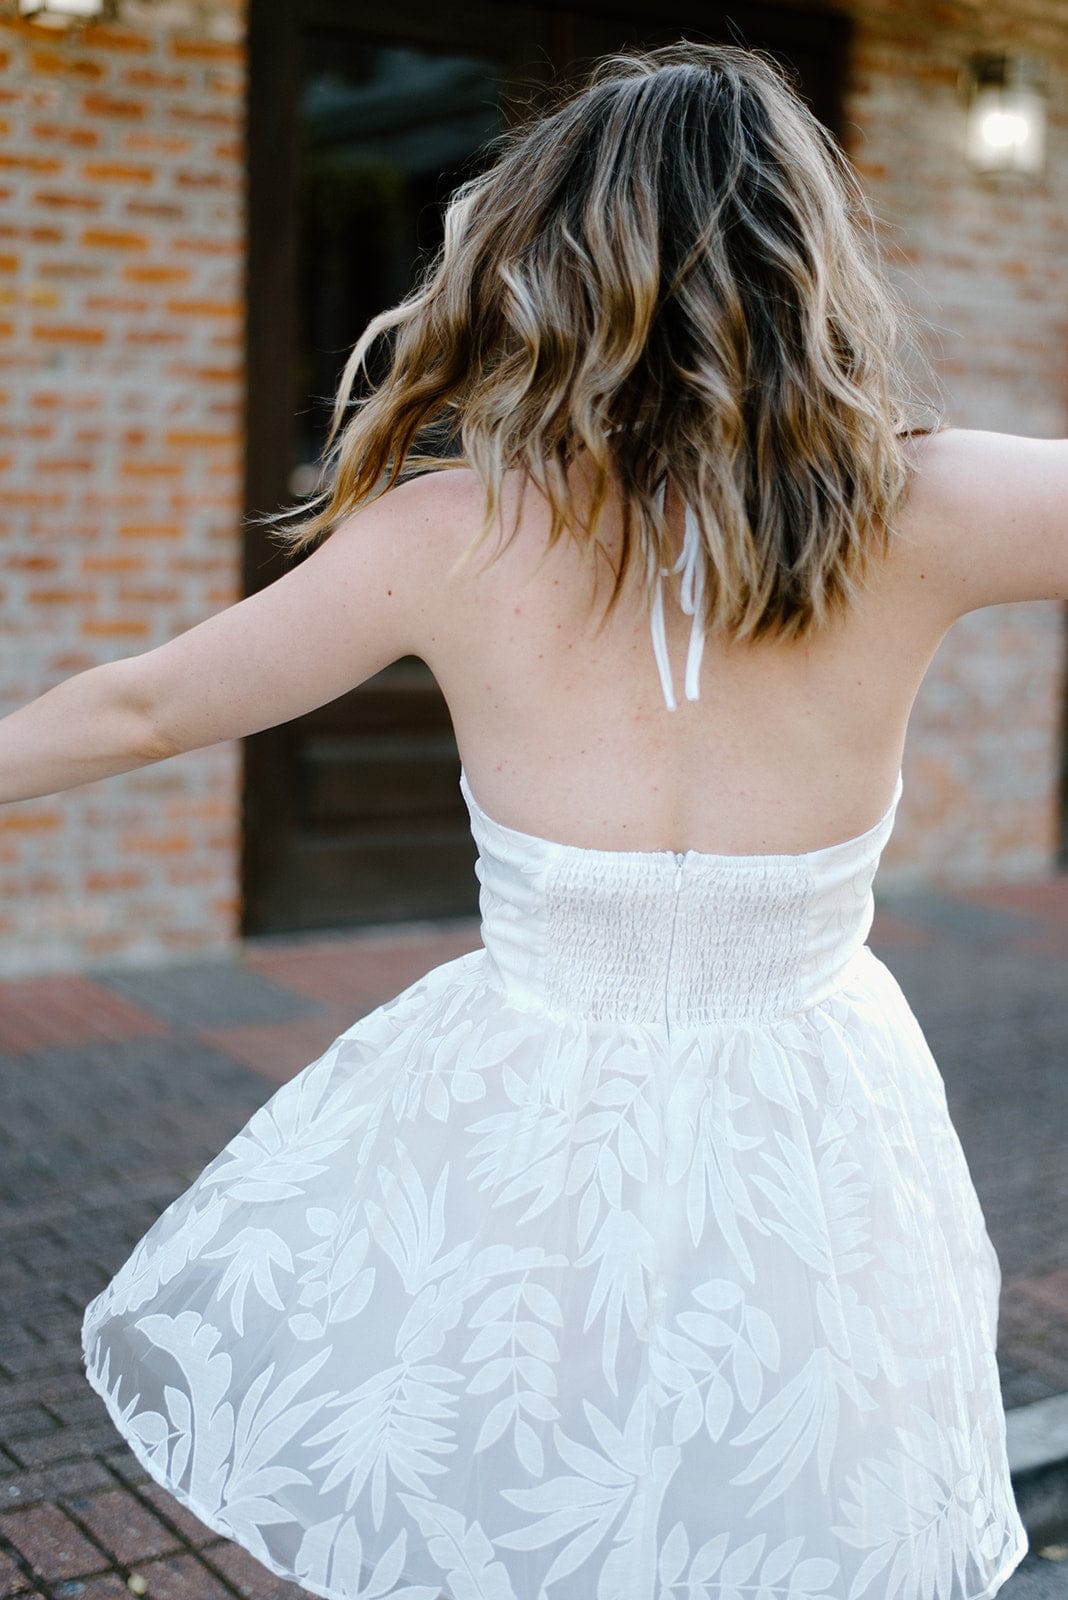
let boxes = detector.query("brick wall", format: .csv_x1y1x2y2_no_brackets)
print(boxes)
0,1,245,976
842,0,1068,885
0,0,1065,976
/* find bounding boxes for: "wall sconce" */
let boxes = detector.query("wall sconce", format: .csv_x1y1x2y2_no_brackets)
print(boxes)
963,53,1047,177
18,0,113,24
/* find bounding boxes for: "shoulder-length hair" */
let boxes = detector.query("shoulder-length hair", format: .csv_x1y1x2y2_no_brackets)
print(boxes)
255,39,943,644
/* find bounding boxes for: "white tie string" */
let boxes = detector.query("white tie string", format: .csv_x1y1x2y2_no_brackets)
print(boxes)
650,479,707,711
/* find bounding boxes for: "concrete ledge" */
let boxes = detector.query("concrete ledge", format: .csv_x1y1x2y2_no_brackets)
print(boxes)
1008,1393,1068,1544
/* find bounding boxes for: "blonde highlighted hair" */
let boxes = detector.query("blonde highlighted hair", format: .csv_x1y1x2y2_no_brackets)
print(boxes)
256,39,943,643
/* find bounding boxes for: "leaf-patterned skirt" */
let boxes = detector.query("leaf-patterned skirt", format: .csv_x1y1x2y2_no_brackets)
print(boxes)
82,945,1028,1600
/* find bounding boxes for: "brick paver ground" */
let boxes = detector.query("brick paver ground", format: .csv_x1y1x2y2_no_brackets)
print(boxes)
0,882,1064,1598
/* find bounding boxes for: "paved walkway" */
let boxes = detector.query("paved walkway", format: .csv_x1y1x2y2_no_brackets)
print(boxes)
0,875,1065,1598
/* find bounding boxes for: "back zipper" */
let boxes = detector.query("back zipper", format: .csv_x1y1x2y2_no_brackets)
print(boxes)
665,853,685,1033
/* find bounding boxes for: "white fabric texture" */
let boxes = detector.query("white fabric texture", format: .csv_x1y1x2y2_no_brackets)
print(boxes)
81,514,1027,1598
81,763,1028,1600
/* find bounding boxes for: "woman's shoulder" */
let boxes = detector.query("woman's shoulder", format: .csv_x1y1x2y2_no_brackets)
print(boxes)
895,425,1068,617
389,437,1068,625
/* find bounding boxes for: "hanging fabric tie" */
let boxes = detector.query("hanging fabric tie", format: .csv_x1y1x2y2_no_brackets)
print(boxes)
649,476,707,711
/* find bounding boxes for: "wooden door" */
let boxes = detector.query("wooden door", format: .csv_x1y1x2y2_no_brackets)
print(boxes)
243,0,851,936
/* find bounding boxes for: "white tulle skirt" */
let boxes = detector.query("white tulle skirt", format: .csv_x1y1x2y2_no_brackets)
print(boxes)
82,945,1028,1600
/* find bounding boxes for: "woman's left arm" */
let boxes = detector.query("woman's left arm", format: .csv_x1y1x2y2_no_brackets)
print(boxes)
0,473,453,805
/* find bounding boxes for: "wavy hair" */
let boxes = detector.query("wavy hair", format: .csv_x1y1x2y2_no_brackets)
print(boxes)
256,40,943,644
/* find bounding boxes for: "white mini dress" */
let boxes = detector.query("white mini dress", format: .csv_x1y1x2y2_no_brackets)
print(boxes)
82,489,1029,1600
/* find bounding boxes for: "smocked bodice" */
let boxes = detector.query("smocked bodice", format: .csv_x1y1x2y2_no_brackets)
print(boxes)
460,767,903,1027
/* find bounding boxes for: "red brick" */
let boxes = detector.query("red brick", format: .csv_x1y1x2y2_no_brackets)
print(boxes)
199,1006,368,1084
3,554,59,572
0,1504,109,1582
117,523,182,540
0,154,63,175
83,295,150,313
164,431,238,448
29,50,105,81
59,1488,181,1565
125,1552,233,1600
122,264,191,284
0,224,62,244
84,869,147,892
123,204,185,227
121,832,192,855
116,584,181,604
169,107,241,131
37,260,104,281
31,322,105,344
121,69,188,91
169,38,243,63
30,122,99,148
81,553,145,572
31,388,104,410
81,618,150,638
27,586,94,604
0,811,61,834
0,491,66,509
43,1460,116,1502
79,24,153,53
163,298,240,319
207,1543,306,1599
166,365,239,383
172,171,235,191
66,1578,131,1600
118,461,183,479
30,445,99,472
45,652,97,674
0,972,169,1053
123,132,191,156
31,191,102,212
81,163,155,185
5,1423,117,1470
124,1485,216,1551
81,92,146,120
170,237,239,256
80,228,149,250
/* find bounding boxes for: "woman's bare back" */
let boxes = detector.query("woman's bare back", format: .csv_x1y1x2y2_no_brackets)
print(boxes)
419,428,1064,858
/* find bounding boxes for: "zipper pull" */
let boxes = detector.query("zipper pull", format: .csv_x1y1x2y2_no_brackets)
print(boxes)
673,853,684,892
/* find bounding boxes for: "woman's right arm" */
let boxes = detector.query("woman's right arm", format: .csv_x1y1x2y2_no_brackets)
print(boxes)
901,427,1068,620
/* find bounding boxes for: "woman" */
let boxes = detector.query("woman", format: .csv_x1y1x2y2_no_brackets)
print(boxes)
9,37,1061,1600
